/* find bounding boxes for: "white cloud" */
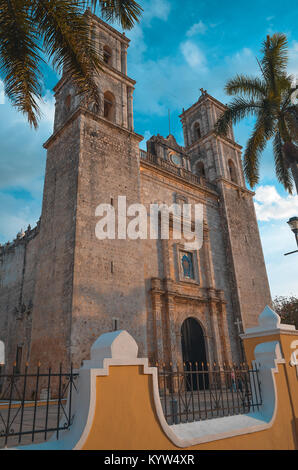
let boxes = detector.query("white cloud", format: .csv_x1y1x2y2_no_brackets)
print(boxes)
253,187,298,297
226,47,256,73
186,21,207,37
0,90,54,188
0,89,54,243
0,191,42,244
180,41,207,69
258,220,298,297
140,130,152,150
254,185,298,221
142,0,171,25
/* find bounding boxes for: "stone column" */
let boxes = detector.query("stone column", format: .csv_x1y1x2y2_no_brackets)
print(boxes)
151,279,164,366
202,222,215,288
121,44,127,75
121,84,128,128
207,289,223,366
164,287,178,369
217,290,233,365
127,87,134,131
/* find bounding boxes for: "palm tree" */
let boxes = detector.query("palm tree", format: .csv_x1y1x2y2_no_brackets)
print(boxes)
215,34,298,194
0,0,142,128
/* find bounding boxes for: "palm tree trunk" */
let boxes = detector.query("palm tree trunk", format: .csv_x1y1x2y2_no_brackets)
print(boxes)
290,162,298,194
283,142,298,194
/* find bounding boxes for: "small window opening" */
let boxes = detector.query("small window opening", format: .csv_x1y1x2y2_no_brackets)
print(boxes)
103,46,112,66
15,346,22,374
196,161,206,178
104,91,115,122
228,159,238,183
194,122,201,141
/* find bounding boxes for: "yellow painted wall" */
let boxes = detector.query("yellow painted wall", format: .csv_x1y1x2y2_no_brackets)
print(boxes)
243,332,298,441
81,359,297,450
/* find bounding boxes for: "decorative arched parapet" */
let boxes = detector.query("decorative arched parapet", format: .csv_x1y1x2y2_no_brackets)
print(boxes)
9,321,298,451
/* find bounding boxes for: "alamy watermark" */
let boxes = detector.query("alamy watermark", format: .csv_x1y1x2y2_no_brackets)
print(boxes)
95,197,204,250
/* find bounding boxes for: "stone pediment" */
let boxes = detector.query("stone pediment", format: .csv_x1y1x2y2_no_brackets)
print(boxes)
148,133,187,155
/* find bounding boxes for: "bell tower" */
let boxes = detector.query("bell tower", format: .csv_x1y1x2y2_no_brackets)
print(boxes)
180,89,246,187
29,13,147,368
180,90,272,331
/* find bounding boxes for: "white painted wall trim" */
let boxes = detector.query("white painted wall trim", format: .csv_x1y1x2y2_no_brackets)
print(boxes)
8,331,285,451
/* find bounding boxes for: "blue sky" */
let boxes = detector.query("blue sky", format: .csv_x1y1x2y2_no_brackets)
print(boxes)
0,0,297,298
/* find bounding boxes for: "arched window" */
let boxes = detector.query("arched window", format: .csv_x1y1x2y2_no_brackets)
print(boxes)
103,45,112,66
195,161,206,178
228,159,237,183
104,91,115,122
194,122,201,141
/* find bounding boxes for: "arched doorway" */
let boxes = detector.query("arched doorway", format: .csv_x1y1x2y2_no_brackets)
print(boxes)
181,318,208,390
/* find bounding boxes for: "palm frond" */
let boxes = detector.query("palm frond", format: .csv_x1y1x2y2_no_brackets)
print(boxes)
33,0,101,106
86,0,143,30
225,75,266,100
243,113,270,186
261,33,288,94
0,0,43,127
214,97,261,136
273,131,293,193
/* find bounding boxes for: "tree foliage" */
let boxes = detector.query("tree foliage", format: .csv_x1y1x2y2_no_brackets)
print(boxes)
0,0,142,127
273,295,298,329
215,34,298,194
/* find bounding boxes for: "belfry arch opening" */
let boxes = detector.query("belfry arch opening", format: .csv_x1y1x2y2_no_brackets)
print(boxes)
195,161,206,178
181,318,208,390
104,91,116,122
103,45,112,66
228,159,238,184
193,122,201,141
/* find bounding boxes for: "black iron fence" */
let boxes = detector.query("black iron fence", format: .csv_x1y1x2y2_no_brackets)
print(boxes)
157,362,262,425
0,363,78,448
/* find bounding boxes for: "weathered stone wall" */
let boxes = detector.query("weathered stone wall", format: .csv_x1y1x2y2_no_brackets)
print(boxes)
0,18,272,375
0,228,39,369
70,112,147,367
219,183,272,329
140,163,240,365
29,117,81,368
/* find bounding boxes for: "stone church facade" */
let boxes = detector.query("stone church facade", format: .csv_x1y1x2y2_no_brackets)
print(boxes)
0,13,272,371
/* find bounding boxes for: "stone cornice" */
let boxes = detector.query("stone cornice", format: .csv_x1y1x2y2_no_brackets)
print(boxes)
148,134,189,157
43,107,143,149
87,11,130,45
54,64,136,95
186,131,242,152
179,93,227,118
150,278,227,305
216,177,255,196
